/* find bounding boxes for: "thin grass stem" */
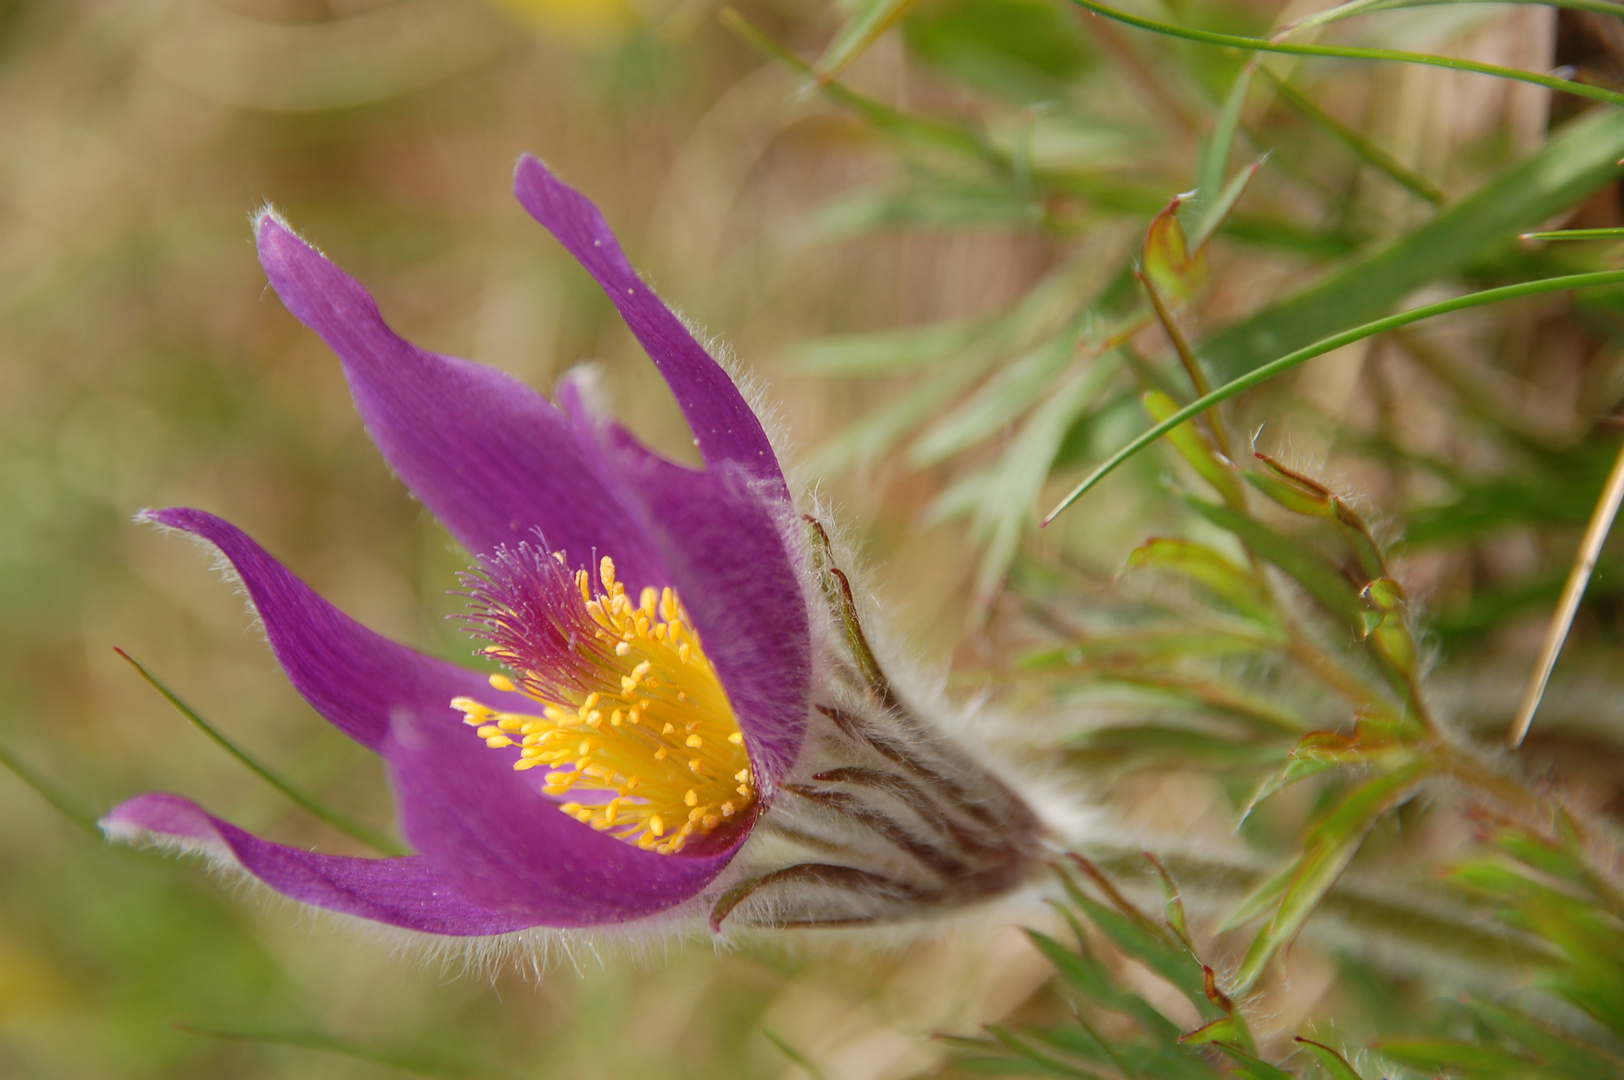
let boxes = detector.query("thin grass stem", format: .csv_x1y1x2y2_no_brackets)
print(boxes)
1507,437,1624,747
0,741,101,838
115,649,407,856
1043,269,1624,524
1067,0,1624,110
1259,66,1444,206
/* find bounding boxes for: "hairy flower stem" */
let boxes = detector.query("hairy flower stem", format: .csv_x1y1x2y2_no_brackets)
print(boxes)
708,521,1047,930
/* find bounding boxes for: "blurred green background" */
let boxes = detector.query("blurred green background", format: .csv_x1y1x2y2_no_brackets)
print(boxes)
6,0,1624,1077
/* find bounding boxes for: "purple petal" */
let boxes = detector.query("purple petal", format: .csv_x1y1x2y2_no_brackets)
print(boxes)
385,697,737,924
512,155,788,499
102,793,538,935
553,380,812,785
144,508,738,922
143,506,498,753
254,216,664,584
614,459,812,786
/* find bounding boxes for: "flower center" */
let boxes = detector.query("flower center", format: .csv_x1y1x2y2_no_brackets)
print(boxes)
452,552,754,856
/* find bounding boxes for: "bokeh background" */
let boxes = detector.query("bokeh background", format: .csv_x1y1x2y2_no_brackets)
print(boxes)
4,0,1624,1077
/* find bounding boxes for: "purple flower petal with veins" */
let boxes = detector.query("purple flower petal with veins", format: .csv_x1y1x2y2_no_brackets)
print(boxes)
105,159,812,935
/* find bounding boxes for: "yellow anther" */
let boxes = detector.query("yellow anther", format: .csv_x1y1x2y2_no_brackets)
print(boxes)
484,735,513,748
488,673,516,693
457,555,755,854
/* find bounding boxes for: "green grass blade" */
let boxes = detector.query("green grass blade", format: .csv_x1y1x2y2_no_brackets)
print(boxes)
1066,0,1624,109
174,1023,526,1080
1042,269,1624,523
1189,159,1263,253
1194,60,1256,234
0,740,101,838
813,0,924,83
1259,66,1443,205
116,649,407,856
1201,104,1624,382
762,1029,835,1080
1522,227,1624,241
1283,0,1624,37
721,7,1000,166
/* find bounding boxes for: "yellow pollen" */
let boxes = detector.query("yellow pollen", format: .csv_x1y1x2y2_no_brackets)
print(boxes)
454,555,756,855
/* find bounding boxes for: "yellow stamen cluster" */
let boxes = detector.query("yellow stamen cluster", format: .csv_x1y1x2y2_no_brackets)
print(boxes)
454,556,754,855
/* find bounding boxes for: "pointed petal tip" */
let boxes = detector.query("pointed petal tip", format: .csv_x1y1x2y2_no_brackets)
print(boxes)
252,208,301,260
100,792,223,849
512,152,544,184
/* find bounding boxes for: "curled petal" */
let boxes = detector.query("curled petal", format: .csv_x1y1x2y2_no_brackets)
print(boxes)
255,216,664,585
143,508,734,922
385,698,738,925
513,155,788,499
142,506,504,753
617,458,811,787
102,793,538,935
553,382,811,786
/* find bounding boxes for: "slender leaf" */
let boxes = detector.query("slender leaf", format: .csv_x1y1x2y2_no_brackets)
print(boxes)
0,740,101,838
1260,67,1442,205
814,0,925,84
1124,536,1273,622
1201,105,1624,382
1235,760,1429,992
1294,1037,1368,1080
1181,497,1365,632
117,649,406,856
1044,269,1624,521
1194,61,1256,238
1066,0,1624,108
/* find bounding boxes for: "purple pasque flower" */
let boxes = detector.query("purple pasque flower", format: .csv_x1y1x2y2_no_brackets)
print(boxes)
102,157,814,934
105,157,1047,939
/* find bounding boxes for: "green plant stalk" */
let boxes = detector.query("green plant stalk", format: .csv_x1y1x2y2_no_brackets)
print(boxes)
1067,0,1624,109
1282,0,1624,37
1044,269,1624,522
1523,228,1624,240
116,649,407,856
0,740,101,838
